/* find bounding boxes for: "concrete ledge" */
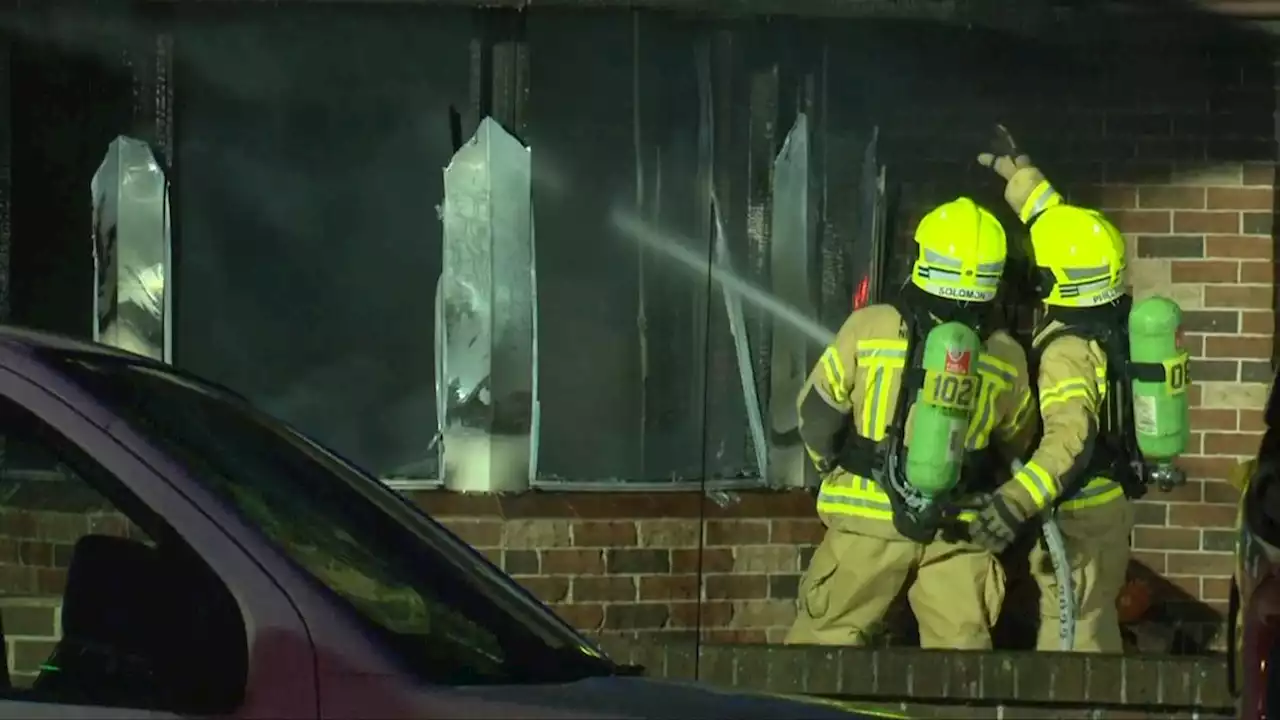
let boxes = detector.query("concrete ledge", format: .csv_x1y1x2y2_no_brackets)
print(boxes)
598,638,1234,716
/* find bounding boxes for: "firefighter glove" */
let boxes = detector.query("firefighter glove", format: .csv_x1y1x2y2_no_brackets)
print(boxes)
967,492,1031,555
976,124,1059,223
976,124,1034,182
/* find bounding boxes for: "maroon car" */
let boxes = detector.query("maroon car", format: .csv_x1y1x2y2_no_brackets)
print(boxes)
1230,373,1280,720
0,327,881,719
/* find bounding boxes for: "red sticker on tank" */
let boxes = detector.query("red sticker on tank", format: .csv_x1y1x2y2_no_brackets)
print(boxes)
945,349,972,374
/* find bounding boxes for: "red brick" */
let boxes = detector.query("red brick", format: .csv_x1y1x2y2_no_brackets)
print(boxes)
769,519,824,544
1203,431,1263,456
86,513,130,537
1203,577,1233,601
673,548,732,573
1205,234,1273,259
441,520,503,548
572,521,637,547
1158,480,1207,503
542,549,605,574
1187,384,1203,408
36,513,87,543
1173,211,1240,234
1077,184,1138,210
1181,333,1205,358
1132,550,1168,573
1177,455,1236,480
1168,503,1238,529
1186,432,1204,455
638,574,699,601
669,600,733,629
1170,260,1237,283
1138,186,1204,209
1190,408,1237,431
1205,285,1272,309
17,542,52,567
1132,526,1199,551
1204,335,1272,359
550,603,604,631
1243,162,1276,187
35,568,65,595
1109,210,1172,234
1242,311,1275,334
1207,187,1274,210
1240,409,1268,433
0,511,36,540
1165,576,1201,601
704,574,769,600
519,576,570,603
1204,480,1241,504
705,520,769,545
1166,551,1234,576
1241,261,1276,284
572,576,637,602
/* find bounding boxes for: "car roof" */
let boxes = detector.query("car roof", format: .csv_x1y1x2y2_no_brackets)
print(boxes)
0,325,151,363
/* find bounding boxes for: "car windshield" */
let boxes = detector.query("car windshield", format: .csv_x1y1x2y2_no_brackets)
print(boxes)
47,350,618,686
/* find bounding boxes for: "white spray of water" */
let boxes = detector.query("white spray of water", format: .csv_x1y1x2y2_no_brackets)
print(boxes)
607,206,837,347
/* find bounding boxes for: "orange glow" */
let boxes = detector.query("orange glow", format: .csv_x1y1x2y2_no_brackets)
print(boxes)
853,276,870,310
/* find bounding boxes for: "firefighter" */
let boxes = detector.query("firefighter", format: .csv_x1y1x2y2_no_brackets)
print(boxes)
970,128,1143,653
785,197,1038,650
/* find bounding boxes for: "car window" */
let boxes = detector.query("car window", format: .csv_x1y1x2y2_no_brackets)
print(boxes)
52,352,614,686
0,392,246,713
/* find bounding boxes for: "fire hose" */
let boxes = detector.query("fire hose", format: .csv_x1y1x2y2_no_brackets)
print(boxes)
1008,459,1077,651
948,476,1076,652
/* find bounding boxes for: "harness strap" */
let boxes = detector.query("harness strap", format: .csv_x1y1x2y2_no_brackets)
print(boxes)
1030,307,1145,501
836,298,999,540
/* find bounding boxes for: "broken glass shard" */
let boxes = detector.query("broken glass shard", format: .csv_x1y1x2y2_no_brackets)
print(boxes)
438,118,535,492
91,136,171,363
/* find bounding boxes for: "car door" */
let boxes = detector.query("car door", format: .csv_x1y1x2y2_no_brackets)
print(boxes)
0,361,318,719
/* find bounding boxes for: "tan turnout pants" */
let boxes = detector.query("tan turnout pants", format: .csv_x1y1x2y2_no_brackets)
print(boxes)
1029,499,1134,653
785,526,1005,649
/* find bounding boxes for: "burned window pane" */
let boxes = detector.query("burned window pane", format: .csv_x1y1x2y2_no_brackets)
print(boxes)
173,10,471,479
527,13,760,483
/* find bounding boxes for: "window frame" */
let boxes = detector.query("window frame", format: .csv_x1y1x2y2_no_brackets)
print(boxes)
0,356,317,717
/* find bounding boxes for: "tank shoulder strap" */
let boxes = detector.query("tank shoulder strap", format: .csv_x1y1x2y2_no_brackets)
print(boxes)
887,299,925,439
1028,321,1109,392
1031,312,1149,498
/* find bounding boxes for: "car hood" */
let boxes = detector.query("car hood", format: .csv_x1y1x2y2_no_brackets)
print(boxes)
451,675,908,719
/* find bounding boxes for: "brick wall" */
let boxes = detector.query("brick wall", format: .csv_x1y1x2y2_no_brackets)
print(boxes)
0,487,146,599
0,597,62,687
421,492,821,644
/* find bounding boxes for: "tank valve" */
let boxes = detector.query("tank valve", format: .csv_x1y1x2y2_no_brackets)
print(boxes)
1147,463,1186,493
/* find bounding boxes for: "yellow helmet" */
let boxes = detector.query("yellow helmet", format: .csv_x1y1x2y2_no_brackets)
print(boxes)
1028,205,1126,308
910,197,1007,303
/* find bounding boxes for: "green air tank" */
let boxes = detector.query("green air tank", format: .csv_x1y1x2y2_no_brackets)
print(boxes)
905,322,982,497
1129,295,1191,461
